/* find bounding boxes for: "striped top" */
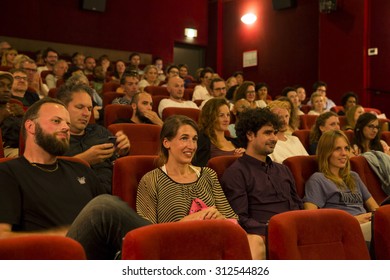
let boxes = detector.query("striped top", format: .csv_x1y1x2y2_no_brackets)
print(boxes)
136,166,237,224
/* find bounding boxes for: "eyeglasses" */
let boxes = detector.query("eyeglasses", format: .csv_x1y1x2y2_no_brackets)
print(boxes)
246,90,256,94
214,87,226,91
367,124,380,130
169,70,179,75
14,76,28,81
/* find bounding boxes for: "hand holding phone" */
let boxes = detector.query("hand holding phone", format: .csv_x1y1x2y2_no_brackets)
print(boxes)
107,136,117,147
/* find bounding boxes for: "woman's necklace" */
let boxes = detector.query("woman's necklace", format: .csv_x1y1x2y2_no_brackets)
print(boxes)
30,161,59,172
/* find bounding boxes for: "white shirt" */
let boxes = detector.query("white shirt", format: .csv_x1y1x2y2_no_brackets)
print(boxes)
158,98,199,117
192,85,211,101
269,134,309,163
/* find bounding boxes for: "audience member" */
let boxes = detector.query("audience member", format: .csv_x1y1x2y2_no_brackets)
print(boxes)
136,114,237,239
309,111,340,155
226,76,238,92
352,112,390,155
45,59,68,89
228,98,250,138
193,98,244,167
307,81,336,110
37,48,59,74
308,92,327,115
281,86,304,115
91,65,105,96
0,71,24,157
0,97,150,259
127,52,143,75
112,60,126,82
192,68,213,101
232,71,244,86
221,107,303,259
160,64,180,86
112,72,140,105
138,65,159,91
1,48,18,67
97,54,111,80
296,85,307,105
234,81,267,108
268,101,308,163
71,52,85,70
153,57,165,82
277,96,300,134
338,91,358,116
19,57,49,97
83,56,96,75
114,92,163,126
0,41,11,57
304,130,379,241
10,69,39,107
199,77,229,109
344,104,364,131
57,84,130,192
157,76,199,117
178,63,194,87
255,82,270,105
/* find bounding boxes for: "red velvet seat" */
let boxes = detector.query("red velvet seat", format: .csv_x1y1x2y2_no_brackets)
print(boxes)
122,220,252,260
300,104,312,114
206,155,239,181
299,114,318,129
112,155,158,209
350,155,388,204
267,209,370,260
0,235,86,260
102,81,120,93
108,123,161,155
381,131,390,145
103,91,124,107
183,88,194,100
161,107,200,122
282,155,318,198
292,129,311,153
144,86,170,96
104,104,133,127
373,205,390,259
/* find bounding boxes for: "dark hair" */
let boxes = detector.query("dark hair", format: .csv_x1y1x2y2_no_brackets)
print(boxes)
120,72,139,85
42,47,59,59
233,71,243,78
309,111,339,144
235,108,280,148
234,81,256,102
281,87,296,97
158,115,199,166
354,112,383,153
166,64,179,74
313,81,327,91
255,82,268,92
340,91,358,108
209,77,224,90
22,97,65,139
128,52,140,61
56,84,94,106
84,56,95,63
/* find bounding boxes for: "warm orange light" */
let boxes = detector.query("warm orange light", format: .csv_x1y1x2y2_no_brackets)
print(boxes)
241,13,257,25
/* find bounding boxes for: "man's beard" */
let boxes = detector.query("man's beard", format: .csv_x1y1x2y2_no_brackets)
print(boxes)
35,123,69,156
135,108,150,123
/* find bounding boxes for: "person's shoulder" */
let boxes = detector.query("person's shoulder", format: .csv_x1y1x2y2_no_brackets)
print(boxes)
0,157,24,170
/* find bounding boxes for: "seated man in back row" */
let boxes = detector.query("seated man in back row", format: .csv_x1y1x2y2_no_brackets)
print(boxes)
158,76,199,118
114,92,163,126
56,84,130,193
0,98,151,259
220,108,303,260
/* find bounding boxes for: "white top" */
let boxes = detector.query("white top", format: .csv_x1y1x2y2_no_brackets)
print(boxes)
192,85,211,101
255,100,267,108
269,134,309,163
158,98,199,117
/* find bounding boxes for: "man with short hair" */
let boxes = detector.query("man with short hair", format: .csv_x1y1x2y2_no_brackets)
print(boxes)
10,69,40,107
37,47,59,74
127,52,143,75
19,57,49,97
83,56,96,75
158,76,199,117
112,73,140,105
307,81,336,110
221,108,303,259
72,52,86,70
0,97,150,259
115,92,163,126
281,86,304,115
0,71,24,157
57,84,130,193
199,77,229,109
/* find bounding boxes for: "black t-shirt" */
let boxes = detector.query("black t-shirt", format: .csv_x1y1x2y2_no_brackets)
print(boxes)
0,157,107,232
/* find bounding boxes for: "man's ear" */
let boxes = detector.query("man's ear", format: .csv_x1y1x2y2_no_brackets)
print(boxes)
25,119,36,135
246,131,254,142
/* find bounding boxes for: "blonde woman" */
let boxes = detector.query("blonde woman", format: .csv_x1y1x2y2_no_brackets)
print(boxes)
308,92,327,115
138,64,160,91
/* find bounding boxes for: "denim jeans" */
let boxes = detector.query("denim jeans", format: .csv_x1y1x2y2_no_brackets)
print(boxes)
66,194,151,259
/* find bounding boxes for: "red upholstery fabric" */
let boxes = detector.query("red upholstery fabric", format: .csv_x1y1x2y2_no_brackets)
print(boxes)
152,95,167,113
292,129,310,152
0,236,86,260
144,86,170,96
350,156,387,203
282,155,317,198
102,81,120,93
112,155,158,209
108,123,161,155
364,107,381,115
374,205,390,259
267,209,370,260
162,107,200,122
122,220,252,260
300,104,312,114
48,87,58,98
103,91,124,107
183,88,194,100
206,155,239,181
339,115,348,128
299,114,318,129
40,70,53,80
381,131,390,145
104,104,133,127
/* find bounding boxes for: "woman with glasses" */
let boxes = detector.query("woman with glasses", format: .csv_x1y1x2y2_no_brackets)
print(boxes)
352,112,390,155
234,81,267,109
